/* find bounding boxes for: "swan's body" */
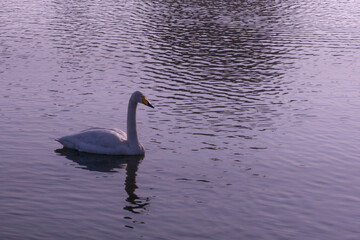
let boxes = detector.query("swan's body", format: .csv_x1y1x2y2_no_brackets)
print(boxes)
57,91,154,155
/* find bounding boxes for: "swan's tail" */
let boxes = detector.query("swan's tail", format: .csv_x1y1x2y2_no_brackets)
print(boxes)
56,136,76,149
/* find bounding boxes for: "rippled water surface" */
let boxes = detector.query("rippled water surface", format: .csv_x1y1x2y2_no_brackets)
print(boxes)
1,0,360,239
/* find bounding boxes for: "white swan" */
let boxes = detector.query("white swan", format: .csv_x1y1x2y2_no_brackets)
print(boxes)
56,91,154,155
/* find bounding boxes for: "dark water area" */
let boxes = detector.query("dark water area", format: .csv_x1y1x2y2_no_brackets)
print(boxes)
1,0,360,239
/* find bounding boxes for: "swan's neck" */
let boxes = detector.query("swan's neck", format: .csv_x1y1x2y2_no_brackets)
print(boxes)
127,100,139,146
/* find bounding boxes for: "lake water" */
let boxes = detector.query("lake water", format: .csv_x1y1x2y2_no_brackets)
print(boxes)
1,0,360,239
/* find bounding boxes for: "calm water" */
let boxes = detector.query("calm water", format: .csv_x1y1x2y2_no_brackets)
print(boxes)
1,0,360,239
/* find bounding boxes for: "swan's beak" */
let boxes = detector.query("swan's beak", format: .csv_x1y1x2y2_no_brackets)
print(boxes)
142,96,155,108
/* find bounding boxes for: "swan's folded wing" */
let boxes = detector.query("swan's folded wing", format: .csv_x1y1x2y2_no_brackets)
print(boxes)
57,128,128,154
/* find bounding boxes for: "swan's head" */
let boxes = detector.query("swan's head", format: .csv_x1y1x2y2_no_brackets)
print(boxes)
131,91,154,108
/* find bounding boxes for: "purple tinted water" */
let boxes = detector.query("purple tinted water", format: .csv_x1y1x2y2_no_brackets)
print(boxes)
1,0,360,239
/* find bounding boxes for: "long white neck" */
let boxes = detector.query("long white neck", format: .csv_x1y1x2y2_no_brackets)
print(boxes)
127,99,139,146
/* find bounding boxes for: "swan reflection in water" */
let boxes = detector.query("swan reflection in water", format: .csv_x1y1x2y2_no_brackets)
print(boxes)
55,148,149,214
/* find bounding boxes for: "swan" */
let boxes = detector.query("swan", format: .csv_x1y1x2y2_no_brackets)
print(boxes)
56,91,154,155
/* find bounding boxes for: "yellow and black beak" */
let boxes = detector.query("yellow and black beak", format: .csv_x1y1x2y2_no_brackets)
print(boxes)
142,96,155,108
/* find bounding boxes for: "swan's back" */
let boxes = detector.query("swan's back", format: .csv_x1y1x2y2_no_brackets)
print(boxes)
57,128,129,155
